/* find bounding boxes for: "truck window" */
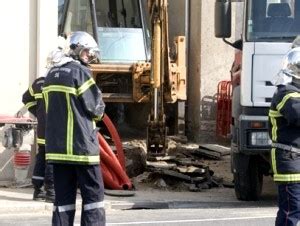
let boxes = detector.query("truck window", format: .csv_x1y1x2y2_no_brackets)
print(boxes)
246,0,300,42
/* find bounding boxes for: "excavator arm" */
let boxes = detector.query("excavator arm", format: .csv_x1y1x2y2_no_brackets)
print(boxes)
146,0,186,157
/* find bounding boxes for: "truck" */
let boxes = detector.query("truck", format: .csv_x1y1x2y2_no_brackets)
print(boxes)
215,0,300,200
58,0,187,157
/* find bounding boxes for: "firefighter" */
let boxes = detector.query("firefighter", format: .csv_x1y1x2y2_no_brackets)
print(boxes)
22,38,69,202
269,46,300,226
43,31,106,226
22,76,55,203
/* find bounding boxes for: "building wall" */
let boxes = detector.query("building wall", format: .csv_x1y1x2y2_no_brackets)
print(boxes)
0,1,57,182
187,0,242,143
160,0,243,143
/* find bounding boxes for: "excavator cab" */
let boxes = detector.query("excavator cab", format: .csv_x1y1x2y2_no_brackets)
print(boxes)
59,0,151,64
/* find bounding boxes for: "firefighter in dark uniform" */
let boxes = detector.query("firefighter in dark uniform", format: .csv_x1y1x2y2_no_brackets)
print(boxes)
43,31,106,226
22,76,55,202
269,47,300,226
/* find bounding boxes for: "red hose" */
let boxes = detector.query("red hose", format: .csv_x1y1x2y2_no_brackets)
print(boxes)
100,158,123,189
102,114,126,169
99,133,132,190
99,114,132,190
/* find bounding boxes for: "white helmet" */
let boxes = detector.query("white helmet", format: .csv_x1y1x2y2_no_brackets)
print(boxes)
68,31,100,64
281,47,300,80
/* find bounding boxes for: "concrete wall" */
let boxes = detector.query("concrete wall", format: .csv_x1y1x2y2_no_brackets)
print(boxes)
167,0,243,143
187,0,242,143
0,1,57,182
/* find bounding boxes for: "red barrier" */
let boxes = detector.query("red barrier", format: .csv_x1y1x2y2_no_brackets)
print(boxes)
216,81,232,138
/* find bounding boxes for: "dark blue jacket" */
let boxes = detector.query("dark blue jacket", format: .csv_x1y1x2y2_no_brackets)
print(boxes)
22,77,46,146
43,61,105,165
268,83,300,183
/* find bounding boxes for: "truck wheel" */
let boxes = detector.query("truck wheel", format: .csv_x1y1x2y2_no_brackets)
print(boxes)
234,156,263,201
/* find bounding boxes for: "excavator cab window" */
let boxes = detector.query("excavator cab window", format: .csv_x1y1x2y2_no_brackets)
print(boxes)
58,0,66,33
60,0,151,63
95,0,142,28
62,0,93,35
95,0,150,63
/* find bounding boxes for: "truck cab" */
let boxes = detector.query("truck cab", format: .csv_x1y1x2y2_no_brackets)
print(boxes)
215,0,300,200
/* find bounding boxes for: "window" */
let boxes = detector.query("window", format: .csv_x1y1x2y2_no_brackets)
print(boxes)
95,0,149,63
246,0,300,42
95,0,142,28
63,0,93,35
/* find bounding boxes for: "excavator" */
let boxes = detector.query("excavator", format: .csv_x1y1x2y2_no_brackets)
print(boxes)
58,0,186,157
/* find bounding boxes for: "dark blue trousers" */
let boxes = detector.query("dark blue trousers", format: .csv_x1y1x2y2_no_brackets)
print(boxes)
52,164,106,226
32,145,54,191
276,183,300,226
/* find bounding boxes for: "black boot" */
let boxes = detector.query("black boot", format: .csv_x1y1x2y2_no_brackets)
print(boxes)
45,189,55,203
44,164,55,203
33,188,46,201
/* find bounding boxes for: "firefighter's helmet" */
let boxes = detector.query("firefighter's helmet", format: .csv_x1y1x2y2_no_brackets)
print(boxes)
281,47,300,80
68,31,100,64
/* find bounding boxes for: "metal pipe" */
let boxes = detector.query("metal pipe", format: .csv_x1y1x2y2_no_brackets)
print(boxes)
153,19,162,88
90,0,99,43
152,8,162,121
154,88,158,120
185,0,190,67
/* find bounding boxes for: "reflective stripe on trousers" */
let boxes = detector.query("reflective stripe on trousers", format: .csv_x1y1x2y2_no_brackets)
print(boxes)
32,176,44,180
53,204,76,212
83,201,104,211
53,201,104,212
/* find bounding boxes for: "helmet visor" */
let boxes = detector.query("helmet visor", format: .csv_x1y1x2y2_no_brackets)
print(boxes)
79,47,100,64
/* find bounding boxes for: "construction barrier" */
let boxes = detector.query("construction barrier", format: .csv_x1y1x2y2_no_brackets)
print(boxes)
216,81,232,138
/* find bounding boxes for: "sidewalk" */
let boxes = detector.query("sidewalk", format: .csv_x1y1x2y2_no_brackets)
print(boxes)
0,185,238,214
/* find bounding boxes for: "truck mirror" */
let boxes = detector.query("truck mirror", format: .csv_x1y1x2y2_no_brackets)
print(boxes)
215,0,232,38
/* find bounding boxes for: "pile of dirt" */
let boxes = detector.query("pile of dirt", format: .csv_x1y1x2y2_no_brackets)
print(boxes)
122,138,233,192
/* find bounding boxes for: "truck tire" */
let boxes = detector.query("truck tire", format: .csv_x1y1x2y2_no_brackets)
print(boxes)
234,156,263,201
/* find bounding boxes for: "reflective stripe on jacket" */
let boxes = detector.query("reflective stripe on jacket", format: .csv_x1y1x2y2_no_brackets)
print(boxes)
22,77,46,145
43,61,105,165
268,84,300,182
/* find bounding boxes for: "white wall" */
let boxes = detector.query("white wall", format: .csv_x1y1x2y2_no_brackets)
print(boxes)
37,0,58,78
0,1,57,115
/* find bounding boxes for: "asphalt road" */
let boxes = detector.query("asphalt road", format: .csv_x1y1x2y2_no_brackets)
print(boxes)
0,206,277,226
